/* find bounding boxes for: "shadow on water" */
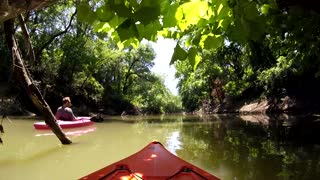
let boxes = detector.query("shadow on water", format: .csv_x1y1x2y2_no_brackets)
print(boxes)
171,113,320,180
107,113,319,179
108,113,320,179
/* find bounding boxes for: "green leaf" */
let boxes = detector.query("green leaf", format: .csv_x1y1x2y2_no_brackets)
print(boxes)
243,2,260,21
196,18,210,28
93,21,111,32
217,4,231,19
181,0,209,26
163,3,180,28
185,36,192,47
188,47,201,70
110,2,132,17
217,3,223,15
134,6,160,25
136,20,162,41
260,4,270,15
96,4,114,22
116,19,139,41
170,43,188,64
191,31,202,45
77,3,96,24
200,34,224,50
220,17,231,31
122,38,140,48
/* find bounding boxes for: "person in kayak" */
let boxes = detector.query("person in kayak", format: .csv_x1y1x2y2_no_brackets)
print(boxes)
55,97,77,121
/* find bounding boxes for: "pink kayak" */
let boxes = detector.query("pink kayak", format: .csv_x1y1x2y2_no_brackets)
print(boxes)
33,117,94,130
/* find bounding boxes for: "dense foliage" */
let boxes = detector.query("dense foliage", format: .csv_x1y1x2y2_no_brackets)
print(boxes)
0,2,183,115
2,0,320,114
72,0,320,112
173,0,320,111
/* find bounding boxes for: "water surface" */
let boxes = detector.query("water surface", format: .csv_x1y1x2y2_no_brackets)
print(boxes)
0,114,320,180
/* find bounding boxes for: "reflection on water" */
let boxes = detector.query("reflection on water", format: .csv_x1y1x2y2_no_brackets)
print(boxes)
166,131,181,155
0,114,320,180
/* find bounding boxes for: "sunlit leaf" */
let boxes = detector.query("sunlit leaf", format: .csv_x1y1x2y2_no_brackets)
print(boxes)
177,20,188,32
122,38,140,48
217,5,231,19
261,4,270,15
217,3,223,15
108,15,127,28
93,21,111,32
185,36,192,47
181,0,209,26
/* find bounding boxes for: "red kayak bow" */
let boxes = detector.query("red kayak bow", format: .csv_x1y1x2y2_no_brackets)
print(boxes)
80,141,220,180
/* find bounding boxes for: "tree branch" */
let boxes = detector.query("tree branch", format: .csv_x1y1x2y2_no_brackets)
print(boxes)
3,18,72,145
18,14,36,64
35,9,77,61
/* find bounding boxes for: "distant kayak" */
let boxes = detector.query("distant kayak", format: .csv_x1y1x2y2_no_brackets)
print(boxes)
33,117,94,130
79,141,220,180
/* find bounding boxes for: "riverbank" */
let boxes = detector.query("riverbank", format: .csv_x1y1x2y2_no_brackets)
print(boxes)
210,95,320,115
2,94,320,116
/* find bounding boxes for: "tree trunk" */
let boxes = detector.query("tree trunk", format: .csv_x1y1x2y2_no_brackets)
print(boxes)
3,19,72,145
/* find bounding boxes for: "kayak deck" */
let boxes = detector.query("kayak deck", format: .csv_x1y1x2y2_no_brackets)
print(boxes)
80,141,220,180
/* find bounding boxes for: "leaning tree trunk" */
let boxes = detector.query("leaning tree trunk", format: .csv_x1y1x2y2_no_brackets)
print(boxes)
3,19,72,144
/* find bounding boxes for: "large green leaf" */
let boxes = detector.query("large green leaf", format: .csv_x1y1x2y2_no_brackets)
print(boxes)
226,24,247,43
216,4,231,19
93,21,111,33
243,2,260,21
170,43,188,65
109,1,133,17
96,4,114,22
181,0,209,27
122,38,140,49
136,20,161,41
200,34,224,50
134,6,160,25
77,3,96,24
188,47,201,70
108,15,127,28
116,19,139,41
163,4,180,28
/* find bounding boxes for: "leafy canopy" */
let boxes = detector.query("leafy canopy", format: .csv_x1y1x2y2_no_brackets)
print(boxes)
77,0,266,69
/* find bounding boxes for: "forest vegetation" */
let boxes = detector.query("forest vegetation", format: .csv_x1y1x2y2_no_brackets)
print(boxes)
1,0,320,116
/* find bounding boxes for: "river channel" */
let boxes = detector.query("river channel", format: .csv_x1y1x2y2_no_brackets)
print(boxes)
0,114,320,180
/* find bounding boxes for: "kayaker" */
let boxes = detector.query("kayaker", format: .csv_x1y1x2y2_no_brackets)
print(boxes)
55,97,77,121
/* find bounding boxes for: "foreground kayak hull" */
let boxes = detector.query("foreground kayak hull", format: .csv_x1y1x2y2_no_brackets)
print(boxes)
34,117,94,130
80,141,220,180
